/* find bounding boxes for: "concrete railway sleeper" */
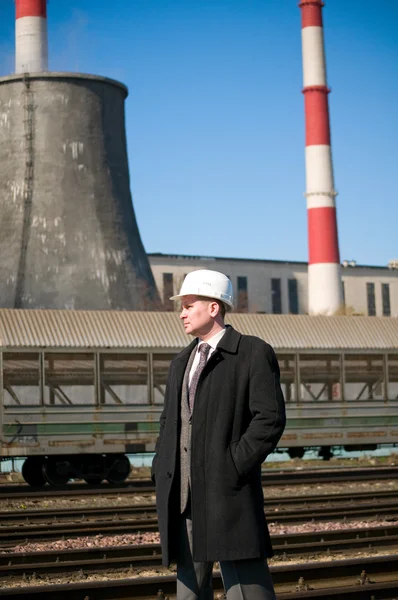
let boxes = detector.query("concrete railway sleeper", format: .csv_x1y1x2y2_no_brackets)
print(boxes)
2,555,398,599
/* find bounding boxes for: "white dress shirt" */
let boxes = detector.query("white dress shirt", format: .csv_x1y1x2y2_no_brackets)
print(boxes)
188,328,226,385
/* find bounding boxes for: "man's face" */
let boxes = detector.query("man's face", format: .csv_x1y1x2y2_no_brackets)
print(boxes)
180,295,213,337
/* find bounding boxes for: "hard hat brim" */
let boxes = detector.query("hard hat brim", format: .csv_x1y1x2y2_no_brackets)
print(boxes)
169,293,233,308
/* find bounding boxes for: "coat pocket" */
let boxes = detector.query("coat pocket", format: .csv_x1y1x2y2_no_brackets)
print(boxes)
225,442,245,491
228,442,241,478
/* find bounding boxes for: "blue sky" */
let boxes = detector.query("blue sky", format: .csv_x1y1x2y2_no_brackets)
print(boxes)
1,0,397,266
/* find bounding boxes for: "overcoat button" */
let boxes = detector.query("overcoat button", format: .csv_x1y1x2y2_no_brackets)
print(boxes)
167,471,172,478
184,447,187,452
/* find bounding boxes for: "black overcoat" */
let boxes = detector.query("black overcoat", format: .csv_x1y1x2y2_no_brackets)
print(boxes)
151,325,286,566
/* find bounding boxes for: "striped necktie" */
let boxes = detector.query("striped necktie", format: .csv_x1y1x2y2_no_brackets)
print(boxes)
188,343,211,412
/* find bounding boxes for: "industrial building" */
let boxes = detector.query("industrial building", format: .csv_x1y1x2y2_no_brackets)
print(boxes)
149,254,398,318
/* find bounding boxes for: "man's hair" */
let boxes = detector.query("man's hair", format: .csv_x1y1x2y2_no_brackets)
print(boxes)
216,300,226,319
198,296,226,319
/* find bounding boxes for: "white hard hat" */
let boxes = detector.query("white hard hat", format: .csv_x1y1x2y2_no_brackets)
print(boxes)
170,269,234,308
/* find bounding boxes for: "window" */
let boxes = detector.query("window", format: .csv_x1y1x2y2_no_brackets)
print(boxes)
366,282,376,316
44,353,95,405
163,273,174,311
342,281,345,306
271,278,282,314
3,353,41,406
382,283,391,316
99,353,149,405
237,276,248,312
344,354,385,400
299,354,342,401
388,354,398,400
288,279,299,314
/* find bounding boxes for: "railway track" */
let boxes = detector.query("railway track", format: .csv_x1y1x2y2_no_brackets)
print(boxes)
2,478,398,598
2,464,398,498
1,555,398,599
2,523,398,580
3,487,398,522
3,468,398,598
2,489,398,545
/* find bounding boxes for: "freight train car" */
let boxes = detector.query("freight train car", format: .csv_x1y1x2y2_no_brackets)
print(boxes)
1,309,398,485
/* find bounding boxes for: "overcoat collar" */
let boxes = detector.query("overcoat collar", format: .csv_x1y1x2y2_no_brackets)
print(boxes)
175,324,241,365
216,324,241,354
173,326,240,388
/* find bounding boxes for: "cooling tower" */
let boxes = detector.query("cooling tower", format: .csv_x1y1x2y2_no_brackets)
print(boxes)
0,72,160,310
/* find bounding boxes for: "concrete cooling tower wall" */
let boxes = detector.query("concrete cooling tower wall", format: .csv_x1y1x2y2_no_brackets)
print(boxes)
0,72,160,310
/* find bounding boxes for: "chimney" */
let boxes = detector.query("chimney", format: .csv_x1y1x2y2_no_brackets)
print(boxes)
15,0,48,73
299,0,343,315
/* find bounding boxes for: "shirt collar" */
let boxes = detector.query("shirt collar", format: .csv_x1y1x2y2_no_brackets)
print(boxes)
198,328,226,352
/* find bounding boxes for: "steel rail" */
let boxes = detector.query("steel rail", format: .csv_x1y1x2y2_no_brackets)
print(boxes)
3,487,398,524
2,488,398,526
2,465,398,498
3,524,398,580
1,555,398,599
1,521,398,565
3,500,398,546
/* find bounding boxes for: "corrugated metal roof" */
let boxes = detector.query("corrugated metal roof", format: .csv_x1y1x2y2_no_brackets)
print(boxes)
0,310,397,351
228,314,398,351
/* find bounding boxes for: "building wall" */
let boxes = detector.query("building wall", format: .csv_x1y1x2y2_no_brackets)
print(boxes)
342,267,398,317
148,253,398,317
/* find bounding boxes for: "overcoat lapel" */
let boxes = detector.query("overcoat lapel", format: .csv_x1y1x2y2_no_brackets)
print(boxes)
173,338,198,393
173,326,240,395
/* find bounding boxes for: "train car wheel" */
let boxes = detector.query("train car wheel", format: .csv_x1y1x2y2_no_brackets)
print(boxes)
288,447,305,459
318,446,333,461
22,457,46,487
84,477,103,485
42,457,71,486
106,455,131,484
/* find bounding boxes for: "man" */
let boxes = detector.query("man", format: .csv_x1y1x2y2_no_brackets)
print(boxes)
152,269,286,600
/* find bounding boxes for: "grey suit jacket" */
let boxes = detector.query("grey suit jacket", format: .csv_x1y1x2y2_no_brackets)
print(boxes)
180,345,197,513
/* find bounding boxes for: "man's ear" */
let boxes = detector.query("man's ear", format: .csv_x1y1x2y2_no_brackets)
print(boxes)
209,301,220,317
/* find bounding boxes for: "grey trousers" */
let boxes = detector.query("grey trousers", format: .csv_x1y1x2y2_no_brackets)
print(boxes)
177,515,277,600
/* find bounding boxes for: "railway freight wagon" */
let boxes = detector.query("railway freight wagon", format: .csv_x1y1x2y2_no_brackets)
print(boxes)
1,309,398,486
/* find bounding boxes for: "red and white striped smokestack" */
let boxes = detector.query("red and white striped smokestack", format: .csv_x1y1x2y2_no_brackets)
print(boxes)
15,0,48,73
299,0,343,315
